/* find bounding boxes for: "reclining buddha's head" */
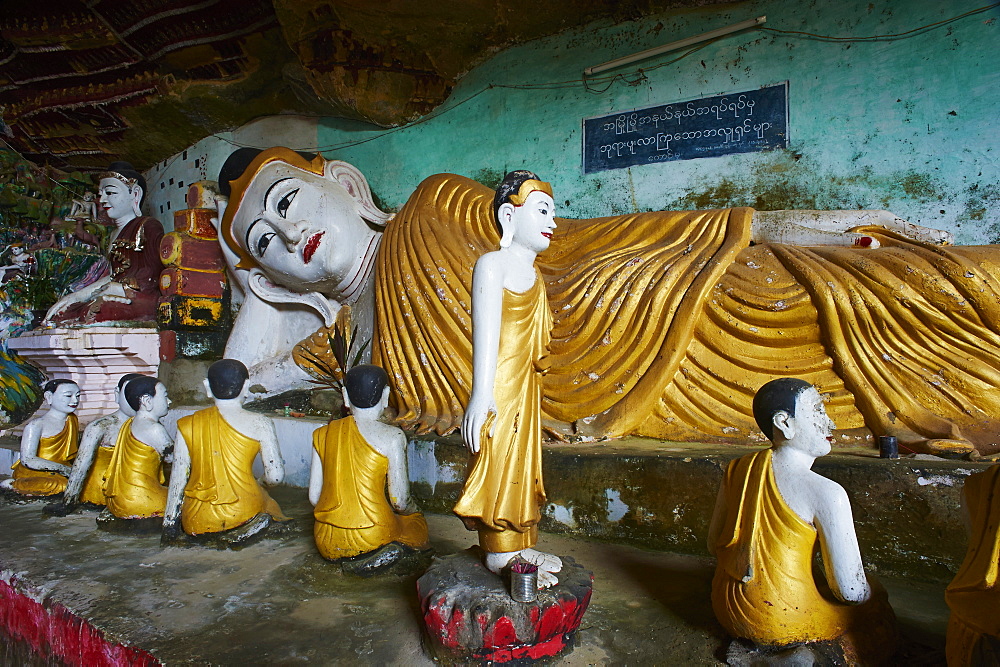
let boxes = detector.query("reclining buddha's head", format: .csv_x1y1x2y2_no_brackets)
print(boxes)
218,147,390,294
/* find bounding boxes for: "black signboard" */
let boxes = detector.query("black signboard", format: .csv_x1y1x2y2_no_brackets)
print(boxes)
582,82,788,173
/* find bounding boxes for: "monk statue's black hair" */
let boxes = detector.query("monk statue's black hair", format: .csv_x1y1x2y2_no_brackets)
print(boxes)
752,378,812,441
207,359,249,400
124,376,159,412
344,364,389,409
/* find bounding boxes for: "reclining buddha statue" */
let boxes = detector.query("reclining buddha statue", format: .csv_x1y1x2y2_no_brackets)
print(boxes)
215,147,1000,457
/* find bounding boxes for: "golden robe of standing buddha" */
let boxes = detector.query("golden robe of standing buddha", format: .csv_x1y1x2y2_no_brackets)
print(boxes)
10,414,78,496
452,278,550,553
176,406,286,535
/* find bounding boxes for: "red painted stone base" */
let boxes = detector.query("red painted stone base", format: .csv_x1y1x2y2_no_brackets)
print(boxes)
417,549,593,664
0,575,159,666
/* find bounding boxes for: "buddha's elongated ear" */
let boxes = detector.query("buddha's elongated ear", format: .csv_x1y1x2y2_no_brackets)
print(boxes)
497,202,515,248
129,185,142,216
247,268,339,327
324,160,392,228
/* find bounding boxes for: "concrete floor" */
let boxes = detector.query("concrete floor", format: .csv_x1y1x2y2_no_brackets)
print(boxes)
0,486,949,665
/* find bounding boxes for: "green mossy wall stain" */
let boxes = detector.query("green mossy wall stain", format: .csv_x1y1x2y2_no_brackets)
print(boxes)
163,0,997,244
470,167,505,190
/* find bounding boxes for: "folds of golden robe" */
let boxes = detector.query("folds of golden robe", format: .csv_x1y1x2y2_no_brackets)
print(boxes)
312,416,428,560
373,175,1000,453
711,449,895,659
176,407,286,535
79,445,114,506
946,465,1000,666
9,415,78,496
453,278,549,553
103,418,166,518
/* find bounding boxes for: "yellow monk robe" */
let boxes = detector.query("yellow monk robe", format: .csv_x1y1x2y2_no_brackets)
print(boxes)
945,465,1000,666
79,446,113,506
312,416,428,560
373,174,1000,454
176,406,286,535
103,418,166,518
711,449,895,656
10,414,78,496
453,278,551,553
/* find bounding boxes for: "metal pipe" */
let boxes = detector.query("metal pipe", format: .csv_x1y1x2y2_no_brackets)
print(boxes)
584,16,767,76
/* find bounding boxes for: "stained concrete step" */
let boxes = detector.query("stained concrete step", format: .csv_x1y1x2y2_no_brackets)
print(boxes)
408,435,991,584
0,488,947,665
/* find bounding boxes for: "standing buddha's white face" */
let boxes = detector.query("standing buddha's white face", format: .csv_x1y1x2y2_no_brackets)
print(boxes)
98,176,139,224
230,161,370,293
508,190,557,254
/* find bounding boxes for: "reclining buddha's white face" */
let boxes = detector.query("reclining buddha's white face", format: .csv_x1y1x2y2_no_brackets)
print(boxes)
229,160,373,294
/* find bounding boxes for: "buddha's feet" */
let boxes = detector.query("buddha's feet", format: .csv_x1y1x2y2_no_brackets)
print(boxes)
485,548,563,589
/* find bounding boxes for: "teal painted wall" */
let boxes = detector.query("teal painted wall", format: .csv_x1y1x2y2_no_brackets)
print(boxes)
148,0,998,244
303,0,999,244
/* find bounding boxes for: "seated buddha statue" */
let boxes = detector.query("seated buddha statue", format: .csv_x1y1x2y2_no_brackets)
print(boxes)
708,378,896,662
46,373,143,515
162,359,287,546
309,364,429,573
216,147,1000,458
1,379,80,497
102,377,172,520
44,161,163,325
945,464,1000,665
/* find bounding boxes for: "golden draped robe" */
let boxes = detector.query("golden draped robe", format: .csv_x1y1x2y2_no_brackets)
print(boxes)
452,278,551,553
711,449,894,657
10,414,78,496
945,465,1000,666
373,174,1000,453
103,418,166,518
312,416,428,560
176,406,286,535
79,446,113,506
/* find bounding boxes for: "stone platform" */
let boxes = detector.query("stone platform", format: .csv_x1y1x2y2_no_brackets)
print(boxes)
0,419,989,583
0,488,950,664
412,436,994,583
6,325,160,423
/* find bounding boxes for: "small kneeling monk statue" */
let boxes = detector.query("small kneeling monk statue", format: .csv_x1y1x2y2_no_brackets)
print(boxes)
946,464,1000,665
708,378,896,662
102,377,172,519
47,373,143,514
163,359,286,545
1,379,80,497
309,365,429,570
